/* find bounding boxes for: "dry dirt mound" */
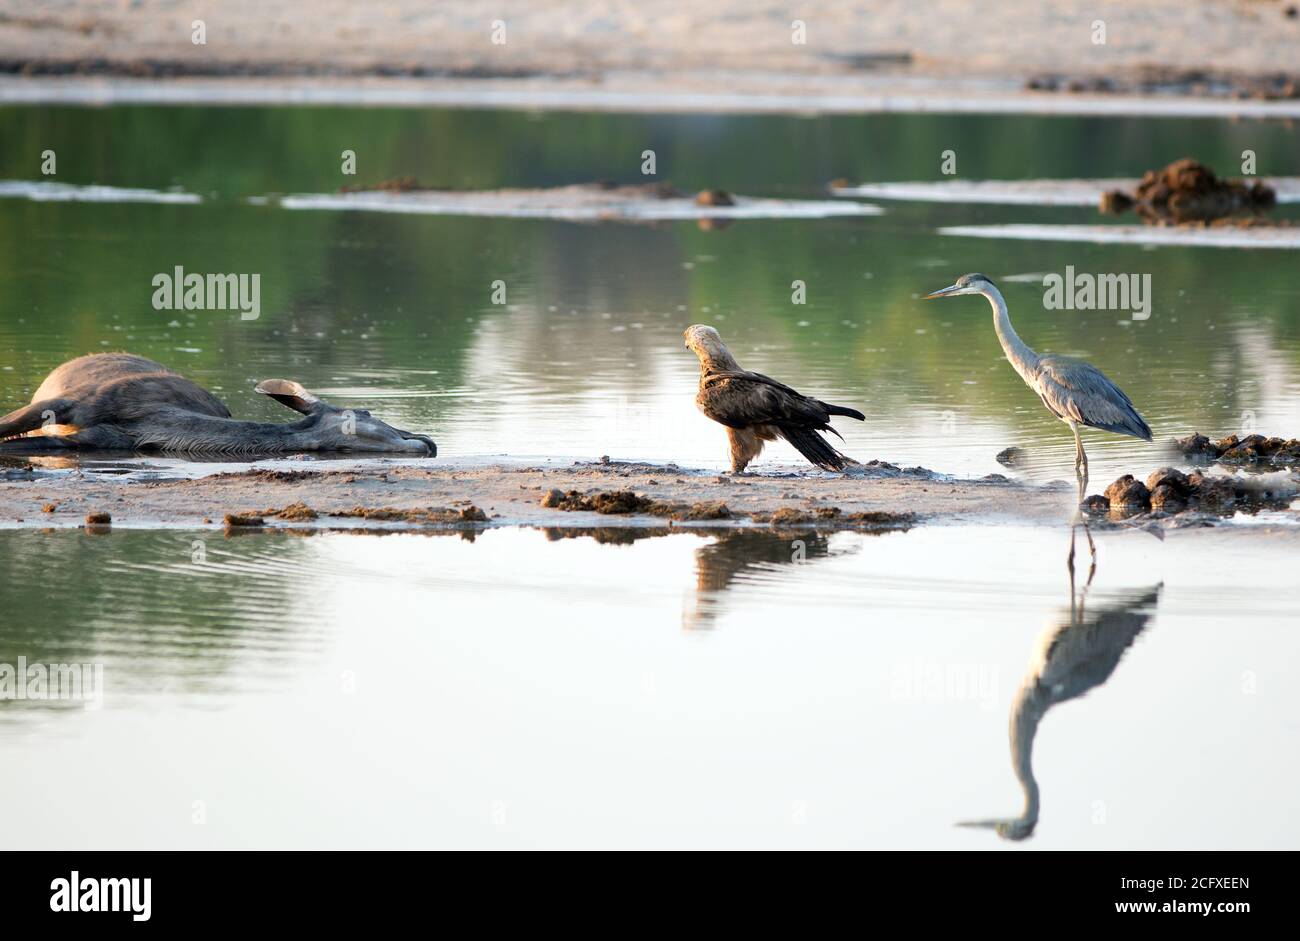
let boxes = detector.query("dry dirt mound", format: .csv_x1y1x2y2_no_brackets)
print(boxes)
1101,159,1276,224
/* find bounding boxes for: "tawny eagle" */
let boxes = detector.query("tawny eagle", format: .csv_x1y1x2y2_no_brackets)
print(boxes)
683,324,864,473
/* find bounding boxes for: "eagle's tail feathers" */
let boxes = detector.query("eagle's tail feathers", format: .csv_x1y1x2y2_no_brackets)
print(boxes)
779,425,858,472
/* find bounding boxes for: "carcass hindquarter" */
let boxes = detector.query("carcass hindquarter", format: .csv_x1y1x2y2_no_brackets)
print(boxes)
31,353,233,424
2,352,437,455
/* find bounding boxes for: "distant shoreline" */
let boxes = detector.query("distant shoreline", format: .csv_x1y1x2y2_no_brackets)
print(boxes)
4,74,1300,119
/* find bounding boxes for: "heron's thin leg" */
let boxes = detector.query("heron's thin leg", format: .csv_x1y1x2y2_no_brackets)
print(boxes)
1082,519,1097,590
1067,524,1078,620
1071,423,1089,503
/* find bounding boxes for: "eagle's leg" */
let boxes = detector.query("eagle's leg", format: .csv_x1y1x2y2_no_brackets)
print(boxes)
726,427,765,474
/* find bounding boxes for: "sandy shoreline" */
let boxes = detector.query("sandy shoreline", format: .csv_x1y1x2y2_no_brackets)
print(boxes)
2,459,1296,535
3,1,1299,117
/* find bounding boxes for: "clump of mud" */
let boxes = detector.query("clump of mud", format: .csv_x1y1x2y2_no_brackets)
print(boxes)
1100,159,1276,225
541,488,730,521
1103,475,1151,510
1172,432,1300,466
331,505,488,523
538,489,917,530
996,446,1027,468
754,506,916,531
223,513,265,527
760,506,844,525
263,501,318,521
673,500,731,520
1146,468,1193,514
1086,466,1296,519
694,189,735,207
543,489,654,514
1080,494,1110,515
842,510,916,527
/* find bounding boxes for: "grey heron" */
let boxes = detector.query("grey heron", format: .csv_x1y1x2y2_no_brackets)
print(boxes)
925,274,1152,496
960,523,1162,840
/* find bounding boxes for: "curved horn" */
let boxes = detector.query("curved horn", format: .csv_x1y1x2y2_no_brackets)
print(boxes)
254,379,323,415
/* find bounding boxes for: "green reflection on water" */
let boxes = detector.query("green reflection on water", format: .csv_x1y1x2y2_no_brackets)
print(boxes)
0,106,1297,474
0,529,333,707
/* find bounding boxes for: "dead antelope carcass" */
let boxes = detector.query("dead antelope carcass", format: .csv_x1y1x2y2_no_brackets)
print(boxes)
0,353,436,456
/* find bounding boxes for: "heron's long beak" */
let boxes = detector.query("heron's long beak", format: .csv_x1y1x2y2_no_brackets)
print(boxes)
956,819,1001,830
924,284,962,299
956,817,1034,841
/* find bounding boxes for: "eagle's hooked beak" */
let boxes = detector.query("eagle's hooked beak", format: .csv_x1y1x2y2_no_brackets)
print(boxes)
924,283,964,299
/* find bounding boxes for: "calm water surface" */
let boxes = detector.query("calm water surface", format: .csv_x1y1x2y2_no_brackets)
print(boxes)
0,523,1296,849
1,105,1298,849
1,107,1298,482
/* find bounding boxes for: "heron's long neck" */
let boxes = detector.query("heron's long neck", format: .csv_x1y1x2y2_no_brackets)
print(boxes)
984,286,1040,381
1008,681,1045,827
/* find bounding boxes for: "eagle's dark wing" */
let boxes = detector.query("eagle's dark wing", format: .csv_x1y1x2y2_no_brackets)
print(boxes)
696,370,864,472
698,370,863,430
697,371,831,430
713,369,804,399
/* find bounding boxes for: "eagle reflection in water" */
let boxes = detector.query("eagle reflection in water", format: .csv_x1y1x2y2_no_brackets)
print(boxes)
682,529,849,631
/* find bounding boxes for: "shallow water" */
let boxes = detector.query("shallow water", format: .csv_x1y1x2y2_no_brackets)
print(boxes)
1,107,1298,484
1,105,1298,850
0,523,1296,849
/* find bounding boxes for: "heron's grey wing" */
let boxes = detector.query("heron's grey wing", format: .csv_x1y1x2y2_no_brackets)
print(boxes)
1036,355,1152,441
698,372,832,429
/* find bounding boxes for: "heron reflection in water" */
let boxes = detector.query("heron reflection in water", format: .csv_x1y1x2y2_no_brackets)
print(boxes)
960,523,1161,840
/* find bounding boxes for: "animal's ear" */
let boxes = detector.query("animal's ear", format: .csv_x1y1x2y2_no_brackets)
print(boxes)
254,379,324,415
